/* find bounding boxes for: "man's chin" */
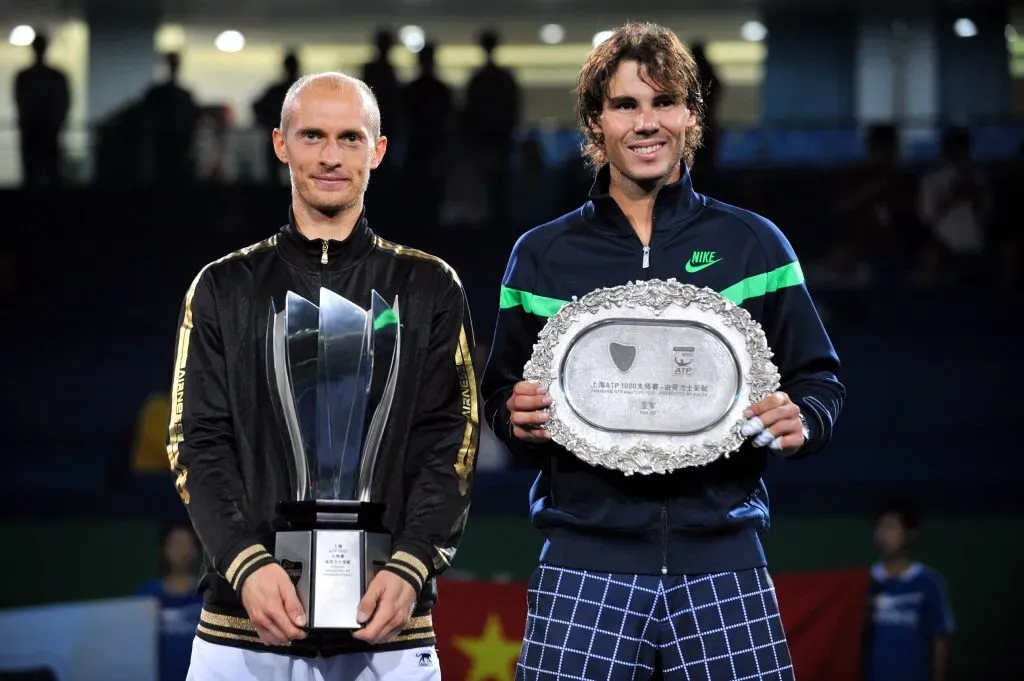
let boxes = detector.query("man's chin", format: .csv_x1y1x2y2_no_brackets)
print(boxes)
620,159,680,188
307,195,355,218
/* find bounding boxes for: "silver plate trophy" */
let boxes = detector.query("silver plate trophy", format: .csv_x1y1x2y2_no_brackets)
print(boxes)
523,279,780,475
266,288,401,630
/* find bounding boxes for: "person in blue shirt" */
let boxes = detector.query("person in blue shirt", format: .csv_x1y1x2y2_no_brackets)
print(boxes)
863,501,954,681
481,21,845,681
136,522,204,681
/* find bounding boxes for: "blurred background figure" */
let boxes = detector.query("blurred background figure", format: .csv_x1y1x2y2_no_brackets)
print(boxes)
141,52,200,185
402,40,452,225
862,501,954,681
689,40,721,175
361,28,403,179
463,28,521,224
14,32,69,188
135,523,203,681
917,126,992,285
252,50,301,185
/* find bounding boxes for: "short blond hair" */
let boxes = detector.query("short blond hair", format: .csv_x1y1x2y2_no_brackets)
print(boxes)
279,72,382,138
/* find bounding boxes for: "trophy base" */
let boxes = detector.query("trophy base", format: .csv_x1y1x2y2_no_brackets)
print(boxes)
274,501,391,631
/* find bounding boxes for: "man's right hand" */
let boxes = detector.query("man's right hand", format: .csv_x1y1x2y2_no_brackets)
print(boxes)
240,563,308,646
507,381,553,442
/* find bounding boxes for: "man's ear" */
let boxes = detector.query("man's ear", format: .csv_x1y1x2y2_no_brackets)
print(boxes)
370,135,388,170
273,128,287,164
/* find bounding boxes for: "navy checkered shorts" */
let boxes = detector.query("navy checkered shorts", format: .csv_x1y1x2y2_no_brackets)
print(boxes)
515,564,794,681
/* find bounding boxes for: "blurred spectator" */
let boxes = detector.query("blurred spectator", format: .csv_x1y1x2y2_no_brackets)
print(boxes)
917,126,991,284
463,28,521,222
832,124,921,281
862,500,954,681
402,41,452,225
805,237,874,290
505,137,559,232
135,523,203,681
14,32,69,188
361,29,403,152
689,41,721,174
253,51,301,185
141,52,200,185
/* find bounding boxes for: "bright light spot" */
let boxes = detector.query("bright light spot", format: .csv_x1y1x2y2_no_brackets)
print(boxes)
9,25,35,47
399,25,425,53
953,18,977,38
1006,24,1018,41
539,24,565,45
155,24,187,52
214,30,245,52
740,21,767,42
592,30,614,48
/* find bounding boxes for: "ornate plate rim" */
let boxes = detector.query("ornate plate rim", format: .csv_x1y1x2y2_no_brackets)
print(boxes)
523,278,780,475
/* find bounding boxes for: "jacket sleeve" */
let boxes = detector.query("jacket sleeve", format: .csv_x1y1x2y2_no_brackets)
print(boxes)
166,269,275,595
380,272,482,594
480,238,556,468
757,228,846,457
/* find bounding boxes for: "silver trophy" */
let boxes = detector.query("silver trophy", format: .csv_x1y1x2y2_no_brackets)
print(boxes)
524,279,780,475
266,288,401,630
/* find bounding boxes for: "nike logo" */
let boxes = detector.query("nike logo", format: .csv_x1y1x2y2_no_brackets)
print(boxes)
685,251,723,273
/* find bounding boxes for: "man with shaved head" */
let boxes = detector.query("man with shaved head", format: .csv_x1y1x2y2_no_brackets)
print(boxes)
168,71,481,680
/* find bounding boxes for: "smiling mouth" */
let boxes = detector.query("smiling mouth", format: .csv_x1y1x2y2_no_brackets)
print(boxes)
629,143,666,158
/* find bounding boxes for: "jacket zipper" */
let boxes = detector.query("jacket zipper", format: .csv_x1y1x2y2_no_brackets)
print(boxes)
321,240,329,265
642,213,654,270
661,503,669,575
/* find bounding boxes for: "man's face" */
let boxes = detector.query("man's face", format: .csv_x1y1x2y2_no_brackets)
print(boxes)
274,85,386,217
164,527,197,573
874,513,910,558
593,59,695,188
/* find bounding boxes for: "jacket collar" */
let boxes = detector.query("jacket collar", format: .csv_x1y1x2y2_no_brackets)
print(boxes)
277,206,375,271
583,163,703,236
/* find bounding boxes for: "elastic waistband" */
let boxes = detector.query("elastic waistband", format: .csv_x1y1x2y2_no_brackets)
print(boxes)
539,527,766,576
196,605,435,657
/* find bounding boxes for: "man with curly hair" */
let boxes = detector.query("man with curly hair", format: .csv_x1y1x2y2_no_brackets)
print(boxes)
481,22,846,680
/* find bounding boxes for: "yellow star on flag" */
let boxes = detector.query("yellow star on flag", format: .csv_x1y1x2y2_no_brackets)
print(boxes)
453,612,523,681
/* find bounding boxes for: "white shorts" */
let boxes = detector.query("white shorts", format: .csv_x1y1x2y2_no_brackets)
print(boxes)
185,636,442,681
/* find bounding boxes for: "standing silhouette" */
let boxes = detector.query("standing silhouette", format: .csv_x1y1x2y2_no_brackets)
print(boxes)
14,33,69,188
141,52,200,185
253,51,301,185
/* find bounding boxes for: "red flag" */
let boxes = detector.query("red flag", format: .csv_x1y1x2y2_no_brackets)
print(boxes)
434,579,526,681
773,568,870,681
434,568,868,681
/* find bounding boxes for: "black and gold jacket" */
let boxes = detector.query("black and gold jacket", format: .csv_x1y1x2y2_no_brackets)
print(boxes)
166,210,481,656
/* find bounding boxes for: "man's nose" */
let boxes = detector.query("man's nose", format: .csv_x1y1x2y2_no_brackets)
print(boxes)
319,139,342,166
634,110,660,133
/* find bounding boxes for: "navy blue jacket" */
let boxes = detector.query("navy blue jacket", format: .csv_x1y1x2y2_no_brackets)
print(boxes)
481,165,845,576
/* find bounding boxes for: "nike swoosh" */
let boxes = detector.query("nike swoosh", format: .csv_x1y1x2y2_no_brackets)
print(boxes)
685,258,723,273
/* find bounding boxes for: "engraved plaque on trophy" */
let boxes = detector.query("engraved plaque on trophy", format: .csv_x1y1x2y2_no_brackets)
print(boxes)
266,288,401,630
524,279,780,475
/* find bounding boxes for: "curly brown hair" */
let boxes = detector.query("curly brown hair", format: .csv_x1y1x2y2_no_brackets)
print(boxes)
575,22,705,170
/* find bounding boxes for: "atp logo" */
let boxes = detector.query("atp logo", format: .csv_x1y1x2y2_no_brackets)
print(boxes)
673,346,695,375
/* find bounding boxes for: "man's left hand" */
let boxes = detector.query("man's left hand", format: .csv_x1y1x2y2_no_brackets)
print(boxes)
352,571,417,645
741,391,805,457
